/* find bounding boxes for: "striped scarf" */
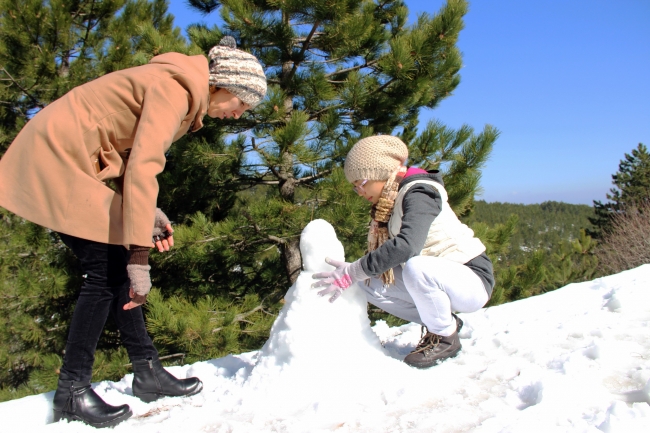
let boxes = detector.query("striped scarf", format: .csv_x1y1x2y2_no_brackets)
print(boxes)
367,166,407,285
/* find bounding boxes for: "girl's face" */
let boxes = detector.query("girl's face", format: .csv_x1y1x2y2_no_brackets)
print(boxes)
208,88,251,119
352,179,386,205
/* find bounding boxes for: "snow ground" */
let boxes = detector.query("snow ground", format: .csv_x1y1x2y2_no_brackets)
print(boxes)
1,219,649,432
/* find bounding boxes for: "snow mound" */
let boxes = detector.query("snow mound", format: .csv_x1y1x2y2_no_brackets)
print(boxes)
1,221,650,432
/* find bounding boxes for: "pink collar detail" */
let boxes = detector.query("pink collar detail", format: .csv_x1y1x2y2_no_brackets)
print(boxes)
404,167,428,178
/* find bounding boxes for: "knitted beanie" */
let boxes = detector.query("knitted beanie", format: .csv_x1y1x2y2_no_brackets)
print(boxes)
344,135,409,183
208,36,267,108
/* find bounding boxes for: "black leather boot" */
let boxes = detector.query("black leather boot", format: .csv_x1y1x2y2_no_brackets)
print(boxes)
403,325,462,369
52,377,132,428
131,357,203,403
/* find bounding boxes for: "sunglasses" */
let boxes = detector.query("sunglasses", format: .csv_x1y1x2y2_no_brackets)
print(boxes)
353,179,368,194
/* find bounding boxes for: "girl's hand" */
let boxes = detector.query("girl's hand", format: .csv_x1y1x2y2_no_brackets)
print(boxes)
311,257,368,303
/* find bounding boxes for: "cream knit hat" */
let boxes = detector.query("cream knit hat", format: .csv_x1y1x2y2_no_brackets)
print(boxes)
344,135,409,183
208,36,267,108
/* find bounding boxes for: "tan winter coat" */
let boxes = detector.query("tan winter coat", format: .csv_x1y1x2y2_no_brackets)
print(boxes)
0,53,209,247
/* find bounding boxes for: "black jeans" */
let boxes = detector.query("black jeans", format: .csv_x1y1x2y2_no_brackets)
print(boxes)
58,233,157,382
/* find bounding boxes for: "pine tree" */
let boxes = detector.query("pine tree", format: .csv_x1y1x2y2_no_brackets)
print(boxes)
0,0,503,398
0,0,189,400
589,143,650,239
167,0,496,284
0,0,192,152
0,210,74,401
145,0,499,351
463,202,599,305
544,229,598,289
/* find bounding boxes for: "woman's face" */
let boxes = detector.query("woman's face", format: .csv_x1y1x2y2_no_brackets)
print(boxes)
352,179,387,205
208,88,251,119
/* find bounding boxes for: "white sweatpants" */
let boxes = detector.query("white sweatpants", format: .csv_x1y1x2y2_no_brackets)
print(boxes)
361,255,488,336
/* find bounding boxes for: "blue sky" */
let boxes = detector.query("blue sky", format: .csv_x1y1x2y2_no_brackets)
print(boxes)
166,0,650,205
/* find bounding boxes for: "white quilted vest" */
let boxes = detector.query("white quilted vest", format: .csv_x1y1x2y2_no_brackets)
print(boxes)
388,179,486,264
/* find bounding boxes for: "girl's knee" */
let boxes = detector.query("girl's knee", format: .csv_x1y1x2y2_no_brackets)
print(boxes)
403,255,428,272
402,256,438,289
402,256,436,281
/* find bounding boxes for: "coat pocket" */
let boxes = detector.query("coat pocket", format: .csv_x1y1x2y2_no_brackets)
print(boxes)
90,125,125,182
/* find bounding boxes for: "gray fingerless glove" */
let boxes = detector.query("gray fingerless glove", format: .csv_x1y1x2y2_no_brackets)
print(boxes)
152,208,171,242
127,264,152,296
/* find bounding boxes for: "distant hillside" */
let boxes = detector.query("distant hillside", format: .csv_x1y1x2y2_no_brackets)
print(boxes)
462,200,595,263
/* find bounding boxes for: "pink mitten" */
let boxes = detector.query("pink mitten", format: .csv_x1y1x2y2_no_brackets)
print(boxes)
311,257,368,302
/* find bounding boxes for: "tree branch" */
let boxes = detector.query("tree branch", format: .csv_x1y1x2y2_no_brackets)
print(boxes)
239,211,301,248
370,77,397,95
285,20,321,83
81,0,97,54
296,169,333,184
251,137,280,178
195,236,227,244
1,68,44,109
325,59,379,78
308,102,345,121
304,51,344,62
211,305,271,333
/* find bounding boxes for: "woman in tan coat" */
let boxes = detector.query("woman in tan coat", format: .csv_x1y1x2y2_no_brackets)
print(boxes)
0,36,266,428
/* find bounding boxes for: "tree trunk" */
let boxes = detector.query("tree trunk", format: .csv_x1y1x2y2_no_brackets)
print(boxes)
278,151,296,201
276,17,302,285
278,152,301,284
282,237,302,285
59,51,70,78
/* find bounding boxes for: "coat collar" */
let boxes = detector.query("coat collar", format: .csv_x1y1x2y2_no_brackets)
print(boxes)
149,53,210,132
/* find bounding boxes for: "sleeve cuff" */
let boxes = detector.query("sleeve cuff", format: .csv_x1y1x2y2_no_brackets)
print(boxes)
349,259,370,283
129,245,150,265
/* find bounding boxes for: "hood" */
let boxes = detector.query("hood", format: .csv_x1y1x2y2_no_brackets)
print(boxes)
400,169,445,189
150,52,210,132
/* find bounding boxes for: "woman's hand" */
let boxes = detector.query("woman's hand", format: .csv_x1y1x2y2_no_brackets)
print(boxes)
152,208,174,252
123,288,147,311
123,264,151,310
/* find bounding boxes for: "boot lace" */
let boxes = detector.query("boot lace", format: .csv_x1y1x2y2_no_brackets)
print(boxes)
412,326,441,355
64,384,77,413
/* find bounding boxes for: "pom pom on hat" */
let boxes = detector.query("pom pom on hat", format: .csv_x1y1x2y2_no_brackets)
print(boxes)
344,135,409,183
218,35,237,49
208,36,267,108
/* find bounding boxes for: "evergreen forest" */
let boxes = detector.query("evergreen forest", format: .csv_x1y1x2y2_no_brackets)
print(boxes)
463,200,595,264
0,0,646,403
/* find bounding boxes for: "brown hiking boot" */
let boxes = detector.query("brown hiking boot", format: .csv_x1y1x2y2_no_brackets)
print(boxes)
403,325,462,369
452,313,463,333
